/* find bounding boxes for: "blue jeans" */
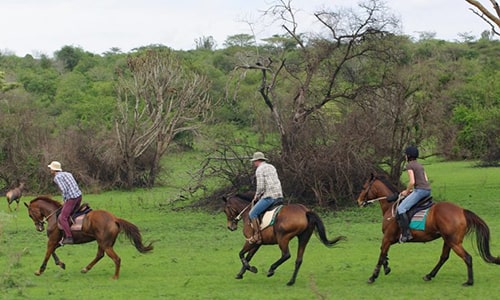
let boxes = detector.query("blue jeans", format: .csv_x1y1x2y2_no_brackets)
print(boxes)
249,197,276,219
397,189,431,214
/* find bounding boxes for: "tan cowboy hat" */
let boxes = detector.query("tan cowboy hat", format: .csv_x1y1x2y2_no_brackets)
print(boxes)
250,152,268,162
47,161,62,171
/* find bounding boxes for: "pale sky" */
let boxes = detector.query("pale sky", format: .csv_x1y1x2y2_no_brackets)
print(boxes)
0,0,492,57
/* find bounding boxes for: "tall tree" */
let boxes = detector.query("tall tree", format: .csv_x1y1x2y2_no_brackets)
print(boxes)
235,0,399,156
115,47,212,188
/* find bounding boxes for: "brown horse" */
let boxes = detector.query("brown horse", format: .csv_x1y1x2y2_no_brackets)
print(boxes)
356,173,500,286
6,182,24,211
223,193,345,286
25,196,154,279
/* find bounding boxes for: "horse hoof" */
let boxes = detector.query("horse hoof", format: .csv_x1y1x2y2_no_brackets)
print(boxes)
34,271,42,276
286,280,295,286
249,266,258,273
267,271,275,278
384,267,391,275
367,277,375,284
81,268,89,274
423,275,432,281
59,263,66,270
462,281,473,286
235,274,243,280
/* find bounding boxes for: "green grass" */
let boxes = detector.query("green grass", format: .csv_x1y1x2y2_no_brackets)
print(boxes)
1,160,499,299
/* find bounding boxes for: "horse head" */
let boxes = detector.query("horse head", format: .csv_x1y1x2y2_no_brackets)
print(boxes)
357,173,399,207
222,194,252,231
357,173,378,207
25,196,61,232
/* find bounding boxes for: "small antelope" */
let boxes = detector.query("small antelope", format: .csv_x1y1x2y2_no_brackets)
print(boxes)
6,182,24,212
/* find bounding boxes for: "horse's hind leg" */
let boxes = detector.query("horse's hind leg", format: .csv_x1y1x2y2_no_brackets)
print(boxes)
81,245,105,275
104,247,121,280
423,243,451,282
450,243,473,286
285,233,312,286
267,237,293,282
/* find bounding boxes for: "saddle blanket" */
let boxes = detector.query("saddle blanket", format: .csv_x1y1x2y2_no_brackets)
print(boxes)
409,208,429,230
260,205,283,230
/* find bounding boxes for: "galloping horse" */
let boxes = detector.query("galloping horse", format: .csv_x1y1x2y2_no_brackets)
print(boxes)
25,196,154,279
356,173,500,286
223,193,345,286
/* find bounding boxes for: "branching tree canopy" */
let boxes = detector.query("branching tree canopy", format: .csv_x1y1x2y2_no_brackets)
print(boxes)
115,47,212,188
235,0,399,155
466,0,500,35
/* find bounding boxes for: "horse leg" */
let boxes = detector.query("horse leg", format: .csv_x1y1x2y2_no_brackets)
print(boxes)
81,245,105,275
449,243,473,286
368,239,392,284
35,243,58,276
267,237,292,280
423,243,451,282
104,247,121,280
236,244,259,279
51,252,66,270
285,232,312,286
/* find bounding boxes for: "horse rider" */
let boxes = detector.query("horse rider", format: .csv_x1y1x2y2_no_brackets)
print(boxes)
397,146,431,242
248,151,283,244
48,161,83,245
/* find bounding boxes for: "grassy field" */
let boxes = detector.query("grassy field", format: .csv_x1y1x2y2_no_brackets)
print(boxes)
1,160,499,299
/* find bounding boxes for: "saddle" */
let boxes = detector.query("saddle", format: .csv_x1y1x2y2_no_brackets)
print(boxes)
406,196,433,220
258,199,284,230
57,203,93,231
389,193,433,220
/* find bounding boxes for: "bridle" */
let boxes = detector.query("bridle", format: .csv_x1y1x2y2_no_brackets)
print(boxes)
29,204,61,230
226,197,253,225
359,177,387,207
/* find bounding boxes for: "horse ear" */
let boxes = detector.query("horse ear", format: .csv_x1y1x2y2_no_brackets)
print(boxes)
370,173,375,180
222,196,227,203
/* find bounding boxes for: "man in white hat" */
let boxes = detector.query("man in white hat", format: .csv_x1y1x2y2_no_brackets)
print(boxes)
248,152,283,244
48,161,82,245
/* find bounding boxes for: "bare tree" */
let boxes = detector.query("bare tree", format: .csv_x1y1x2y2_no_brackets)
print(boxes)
115,48,212,188
236,0,399,156
466,0,500,35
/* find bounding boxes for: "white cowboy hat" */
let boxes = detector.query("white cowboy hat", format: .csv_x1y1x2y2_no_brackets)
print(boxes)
47,161,62,171
250,152,268,162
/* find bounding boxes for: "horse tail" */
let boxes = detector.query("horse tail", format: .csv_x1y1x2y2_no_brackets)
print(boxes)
464,209,500,264
306,211,346,247
116,218,154,253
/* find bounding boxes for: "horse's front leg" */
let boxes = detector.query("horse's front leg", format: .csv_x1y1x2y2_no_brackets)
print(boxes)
368,239,392,284
35,242,59,276
51,252,65,270
235,243,259,279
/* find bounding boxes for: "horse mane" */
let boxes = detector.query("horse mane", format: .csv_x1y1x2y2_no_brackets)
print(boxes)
30,196,62,207
375,174,399,193
235,191,255,202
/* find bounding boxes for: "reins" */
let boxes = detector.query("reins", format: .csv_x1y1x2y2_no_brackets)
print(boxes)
234,203,251,221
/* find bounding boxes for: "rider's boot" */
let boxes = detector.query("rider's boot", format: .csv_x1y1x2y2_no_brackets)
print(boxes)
249,218,262,244
397,213,413,243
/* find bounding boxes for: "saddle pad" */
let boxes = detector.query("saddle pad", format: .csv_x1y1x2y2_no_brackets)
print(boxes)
260,205,283,230
409,208,429,231
58,214,85,231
